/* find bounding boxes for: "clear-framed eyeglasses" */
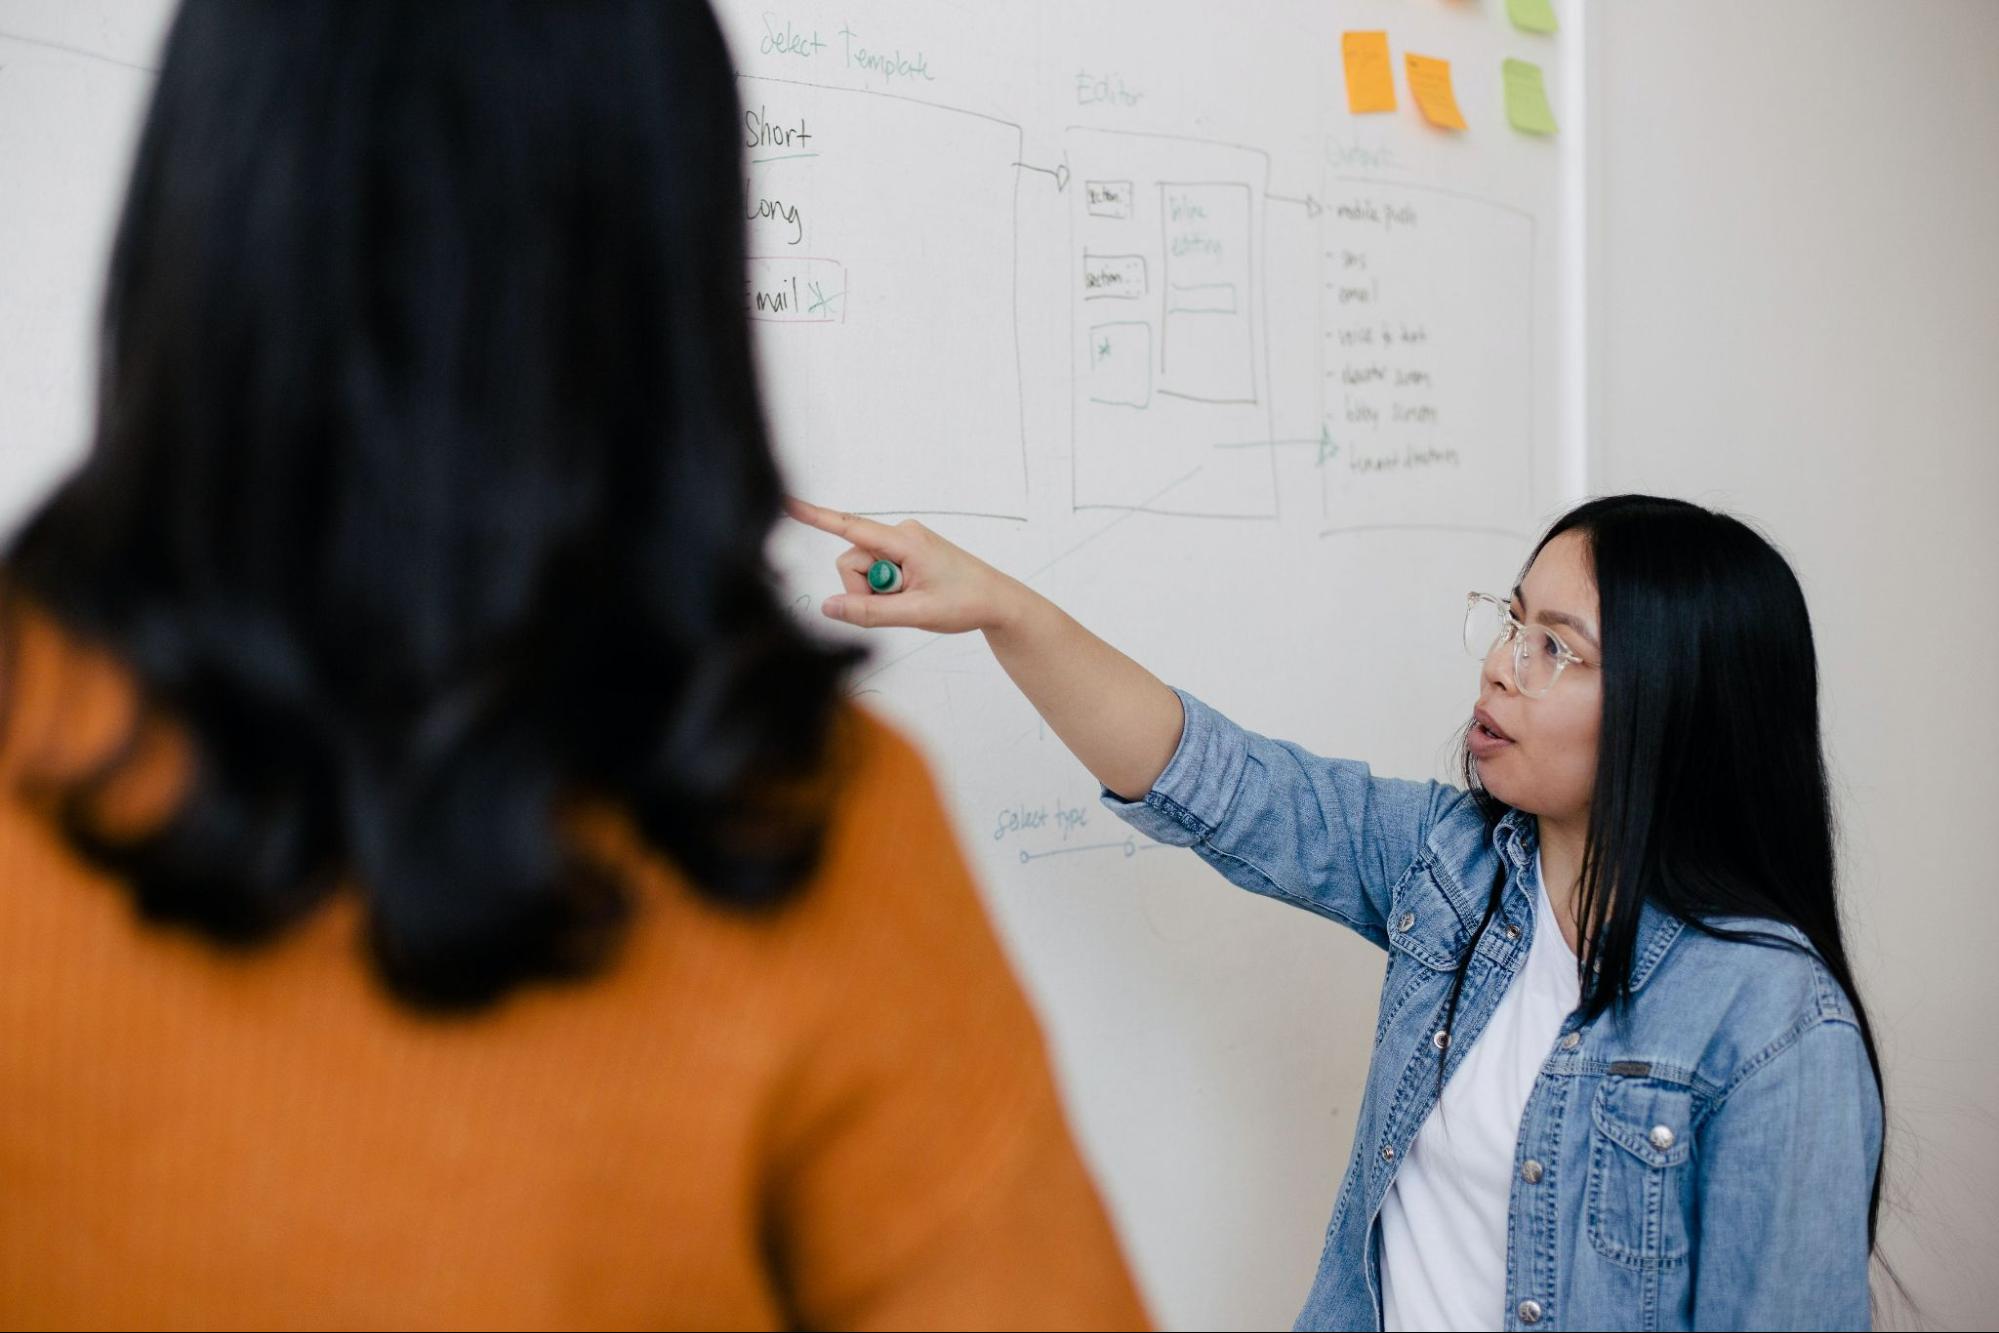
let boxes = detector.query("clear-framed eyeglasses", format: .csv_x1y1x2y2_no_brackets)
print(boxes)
1463,591,1588,699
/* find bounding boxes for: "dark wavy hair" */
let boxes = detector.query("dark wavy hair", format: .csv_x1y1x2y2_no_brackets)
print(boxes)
1439,495,1889,1249
0,0,860,1009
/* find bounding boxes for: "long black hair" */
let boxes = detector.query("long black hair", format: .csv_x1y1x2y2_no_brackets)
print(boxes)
1439,495,1889,1246
0,0,860,1009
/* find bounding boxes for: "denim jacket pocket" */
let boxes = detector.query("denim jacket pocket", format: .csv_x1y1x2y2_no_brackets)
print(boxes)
1375,864,1467,1045
1586,1075,1697,1269
1382,862,1467,971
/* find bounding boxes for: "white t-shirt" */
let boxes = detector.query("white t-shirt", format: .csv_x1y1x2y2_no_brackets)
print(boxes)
1379,850,1580,1333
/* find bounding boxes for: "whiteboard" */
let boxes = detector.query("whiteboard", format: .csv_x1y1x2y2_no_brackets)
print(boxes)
0,3,1583,1325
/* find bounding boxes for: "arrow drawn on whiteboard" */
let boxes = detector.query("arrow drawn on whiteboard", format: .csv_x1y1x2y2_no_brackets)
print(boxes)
1265,190,1324,219
1016,837,1172,864
1211,424,1339,463
1014,153,1071,191
1019,838,1138,863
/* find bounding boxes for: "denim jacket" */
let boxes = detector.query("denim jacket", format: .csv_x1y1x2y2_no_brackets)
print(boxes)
1102,690,1881,1332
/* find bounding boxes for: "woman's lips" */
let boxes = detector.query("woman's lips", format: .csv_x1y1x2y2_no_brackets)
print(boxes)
1470,707,1514,757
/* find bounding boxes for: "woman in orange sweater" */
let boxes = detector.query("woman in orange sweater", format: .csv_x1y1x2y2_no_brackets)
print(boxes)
0,3,1147,1329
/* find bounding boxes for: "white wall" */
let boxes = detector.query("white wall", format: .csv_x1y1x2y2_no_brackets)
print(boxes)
1588,4,1999,1327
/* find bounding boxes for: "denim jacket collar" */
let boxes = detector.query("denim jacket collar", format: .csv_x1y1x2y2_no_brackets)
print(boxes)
1491,807,1685,993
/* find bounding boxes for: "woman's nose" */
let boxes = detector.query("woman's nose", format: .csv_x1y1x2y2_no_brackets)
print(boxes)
1481,635,1516,695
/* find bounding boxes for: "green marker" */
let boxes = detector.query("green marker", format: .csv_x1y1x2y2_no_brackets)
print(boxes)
866,559,905,594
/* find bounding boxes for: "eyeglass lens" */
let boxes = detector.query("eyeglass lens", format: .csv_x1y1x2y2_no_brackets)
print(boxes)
1463,597,1566,697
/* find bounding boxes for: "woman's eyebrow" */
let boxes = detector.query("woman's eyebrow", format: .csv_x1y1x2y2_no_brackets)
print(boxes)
1512,584,1600,650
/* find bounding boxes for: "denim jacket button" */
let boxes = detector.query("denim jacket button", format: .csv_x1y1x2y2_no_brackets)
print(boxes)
1505,922,1522,940
1518,1298,1544,1324
1520,1158,1543,1184
1559,1030,1581,1050
1398,912,1416,932
1381,1144,1396,1163
1649,1124,1676,1151
1432,1029,1450,1051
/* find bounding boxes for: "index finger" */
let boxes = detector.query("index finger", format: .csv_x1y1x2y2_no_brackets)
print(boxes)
784,497,914,561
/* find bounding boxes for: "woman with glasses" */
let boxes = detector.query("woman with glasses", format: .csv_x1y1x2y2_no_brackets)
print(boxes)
790,493,1889,1330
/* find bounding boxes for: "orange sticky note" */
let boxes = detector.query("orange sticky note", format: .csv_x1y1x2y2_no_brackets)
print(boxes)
1342,32,1397,114
1405,53,1467,130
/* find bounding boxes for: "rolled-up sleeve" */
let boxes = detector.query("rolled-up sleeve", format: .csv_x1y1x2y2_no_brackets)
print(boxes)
1100,688,1466,947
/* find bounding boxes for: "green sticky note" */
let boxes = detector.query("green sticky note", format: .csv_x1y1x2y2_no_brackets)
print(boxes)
1503,59,1559,135
1507,0,1559,34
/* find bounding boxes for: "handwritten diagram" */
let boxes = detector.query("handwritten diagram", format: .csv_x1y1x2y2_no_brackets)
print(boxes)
1317,179,1536,536
1069,129,1278,517
741,74,1029,519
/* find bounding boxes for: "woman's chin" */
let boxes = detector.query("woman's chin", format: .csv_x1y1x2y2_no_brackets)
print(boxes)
1473,762,1524,809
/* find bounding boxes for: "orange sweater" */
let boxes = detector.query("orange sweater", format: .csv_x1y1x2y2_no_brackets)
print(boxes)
0,608,1148,1331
